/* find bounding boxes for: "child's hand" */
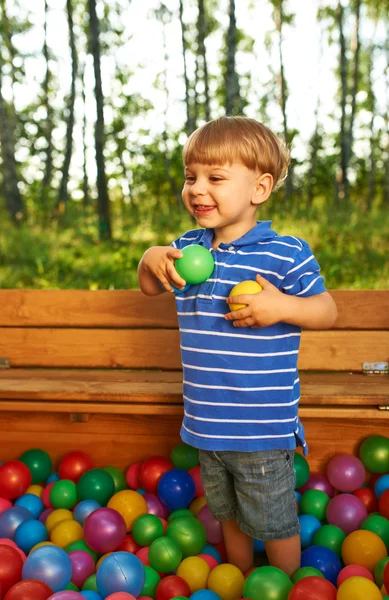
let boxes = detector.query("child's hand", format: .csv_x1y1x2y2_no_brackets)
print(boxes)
142,246,187,292
225,274,287,328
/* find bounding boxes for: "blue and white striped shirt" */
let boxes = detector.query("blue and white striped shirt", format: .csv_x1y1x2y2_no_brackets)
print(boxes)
171,221,326,454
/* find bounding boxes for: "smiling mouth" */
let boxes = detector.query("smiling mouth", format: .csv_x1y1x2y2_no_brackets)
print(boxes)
194,205,215,215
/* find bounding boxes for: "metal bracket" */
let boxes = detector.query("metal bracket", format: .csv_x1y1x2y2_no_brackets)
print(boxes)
70,413,91,423
378,406,389,411
363,362,388,376
0,358,10,370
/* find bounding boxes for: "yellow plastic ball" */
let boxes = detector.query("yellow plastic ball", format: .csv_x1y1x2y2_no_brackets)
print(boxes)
46,508,74,534
228,280,262,311
26,484,44,498
107,490,147,531
96,552,112,570
342,530,387,572
50,518,84,548
30,541,56,553
208,563,245,600
190,497,207,517
176,556,210,592
337,576,382,600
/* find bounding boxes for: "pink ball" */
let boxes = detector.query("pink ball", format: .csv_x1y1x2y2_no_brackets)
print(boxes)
337,564,375,586
143,493,168,519
105,595,137,600
84,508,126,553
298,472,335,497
188,466,204,497
326,493,368,534
0,498,13,514
69,550,95,588
327,453,366,492
125,462,142,489
198,553,219,570
42,483,55,508
197,505,223,544
48,593,83,599
39,507,54,524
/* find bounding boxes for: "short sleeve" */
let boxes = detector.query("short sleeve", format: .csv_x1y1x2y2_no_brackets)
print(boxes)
170,229,203,251
281,240,326,297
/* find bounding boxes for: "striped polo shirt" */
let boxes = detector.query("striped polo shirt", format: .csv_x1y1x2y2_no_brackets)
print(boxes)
171,221,326,454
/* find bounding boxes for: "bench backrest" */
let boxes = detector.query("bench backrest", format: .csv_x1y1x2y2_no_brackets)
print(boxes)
0,290,387,371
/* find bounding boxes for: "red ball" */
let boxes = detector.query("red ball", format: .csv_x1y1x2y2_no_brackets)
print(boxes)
198,553,218,570
353,487,378,513
288,576,337,599
4,579,53,600
0,545,24,594
383,557,389,592
117,534,141,554
125,462,142,490
337,564,375,586
188,466,204,497
0,461,32,499
369,473,383,489
139,457,173,494
378,488,389,519
214,541,227,563
105,594,137,600
155,575,191,600
58,451,95,483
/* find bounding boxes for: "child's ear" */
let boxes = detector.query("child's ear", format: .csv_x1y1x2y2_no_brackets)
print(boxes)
252,173,273,206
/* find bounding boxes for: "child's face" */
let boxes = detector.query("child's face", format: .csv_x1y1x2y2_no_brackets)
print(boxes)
182,161,270,243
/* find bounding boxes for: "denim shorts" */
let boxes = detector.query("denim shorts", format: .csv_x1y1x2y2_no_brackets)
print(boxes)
199,448,299,541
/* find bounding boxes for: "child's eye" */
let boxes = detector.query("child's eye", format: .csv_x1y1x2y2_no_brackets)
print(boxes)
185,176,195,182
210,176,223,182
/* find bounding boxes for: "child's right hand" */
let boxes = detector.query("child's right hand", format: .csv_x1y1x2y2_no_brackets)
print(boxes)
141,246,186,292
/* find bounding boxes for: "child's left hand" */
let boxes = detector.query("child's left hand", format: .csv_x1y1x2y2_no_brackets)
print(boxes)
225,274,287,328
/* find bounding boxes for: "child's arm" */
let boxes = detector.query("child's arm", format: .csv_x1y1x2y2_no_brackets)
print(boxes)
137,246,186,296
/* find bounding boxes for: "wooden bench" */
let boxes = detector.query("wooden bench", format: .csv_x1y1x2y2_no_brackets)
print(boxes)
0,290,387,472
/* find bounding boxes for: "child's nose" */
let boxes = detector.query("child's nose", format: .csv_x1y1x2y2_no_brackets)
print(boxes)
190,179,207,195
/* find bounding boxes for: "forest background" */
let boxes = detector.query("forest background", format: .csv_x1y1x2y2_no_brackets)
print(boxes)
0,0,388,290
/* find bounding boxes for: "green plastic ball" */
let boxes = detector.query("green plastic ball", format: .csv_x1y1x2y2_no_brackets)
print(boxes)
166,516,206,557
19,449,52,484
300,489,330,521
170,443,199,470
50,479,78,509
292,566,325,583
77,468,115,506
103,465,127,493
294,453,310,489
148,536,183,572
312,524,346,557
359,436,389,473
132,513,165,546
168,509,195,522
243,565,292,600
65,539,98,562
141,565,161,598
66,582,79,591
175,245,215,284
82,574,98,592
361,514,389,548
374,556,389,588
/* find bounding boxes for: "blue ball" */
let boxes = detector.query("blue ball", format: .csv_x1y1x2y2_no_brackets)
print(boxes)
46,472,60,484
74,500,101,525
15,493,44,519
254,538,265,552
172,283,191,294
299,514,322,549
157,468,195,510
96,551,145,598
375,474,389,499
301,545,342,586
22,545,72,592
200,544,221,563
295,491,302,504
191,591,221,600
80,592,103,600
136,488,147,495
15,519,48,553
0,506,33,539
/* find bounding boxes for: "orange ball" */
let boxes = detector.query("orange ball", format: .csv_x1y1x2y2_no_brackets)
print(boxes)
107,490,147,531
342,530,387,572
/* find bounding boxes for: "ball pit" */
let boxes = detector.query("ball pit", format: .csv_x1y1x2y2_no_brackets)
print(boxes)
0,436,388,598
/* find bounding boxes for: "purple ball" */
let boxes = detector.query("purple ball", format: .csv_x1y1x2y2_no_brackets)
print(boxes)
0,506,33,539
84,508,126,554
39,507,54,524
197,505,223,544
48,593,83,599
69,550,95,588
326,453,366,492
298,472,335,498
143,493,169,519
326,493,368,534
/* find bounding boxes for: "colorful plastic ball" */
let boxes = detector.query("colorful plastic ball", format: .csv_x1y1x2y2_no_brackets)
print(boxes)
15,493,44,518
326,493,367,534
253,538,265,552
0,507,33,539
383,558,389,592
81,574,98,592
342,529,387,572
197,506,222,545
291,567,324,583
155,575,191,600
294,454,310,489
170,444,199,471
148,536,183,572
176,557,210,593
125,463,142,490
298,472,334,498
190,592,220,600
47,592,82,599
379,489,389,520
84,508,126,554
175,245,215,285
172,283,191,295
132,514,165,547
117,534,140,554
47,473,60,484
337,575,382,599
166,516,206,558
77,470,114,507
79,592,102,600
19,449,52,485
50,519,84,549
39,508,54,524
66,541,97,564
14,519,48,553
139,457,174,494
103,466,127,494
140,566,160,598
353,487,378,513
327,453,366,492
300,545,342,586
0,545,24,594
299,490,330,521
58,452,95,484
288,576,337,599
42,483,55,508
0,497,13,514
200,545,221,563
374,474,389,499
73,500,101,526
22,545,72,593
312,524,346,557
50,480,78,510
46,509,74,534
361,513,389,548
359,436,389,473
0,461,32,499
209,564,245,600
158,469,195,510
143,494,169,519
69,551,95,589
105,595,137,600
188,467,204,498
197,554,218,571
168,509,194,522
375,556,389,587
26,484,44,498
3,579,53,600
337,564,375,586
96,552,145,598
298,514,321,549
107,490,148,531
242,566,292,600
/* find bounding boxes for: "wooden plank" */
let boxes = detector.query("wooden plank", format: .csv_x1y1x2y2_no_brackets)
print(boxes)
0,328,388,370
0,290,388,330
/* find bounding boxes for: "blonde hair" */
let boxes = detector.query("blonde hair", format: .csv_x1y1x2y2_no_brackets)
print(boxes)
182,116,290,189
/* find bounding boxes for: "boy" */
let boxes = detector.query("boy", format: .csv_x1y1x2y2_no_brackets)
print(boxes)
137,116,337,576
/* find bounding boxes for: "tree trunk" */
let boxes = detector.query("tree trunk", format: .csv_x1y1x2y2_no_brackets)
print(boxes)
80,65,89,209
225,0,241,115
337,0,348,203
42,0,53,190
367,40,376,212
179,0,194,134
57,0,78,210
197,0,210,121
383,27,389,207
88,0,112,240
0,0,16,95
